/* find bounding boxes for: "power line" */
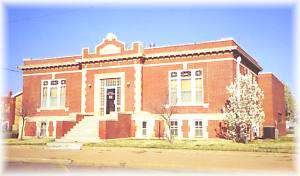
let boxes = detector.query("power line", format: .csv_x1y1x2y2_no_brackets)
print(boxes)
0,67,21,73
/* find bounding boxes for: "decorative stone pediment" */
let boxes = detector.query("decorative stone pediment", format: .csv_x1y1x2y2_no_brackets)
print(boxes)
81,33,144,60
95,33,125,55
99,44,122,55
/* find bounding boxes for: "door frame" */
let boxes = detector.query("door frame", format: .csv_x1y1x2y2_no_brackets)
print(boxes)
94,72,125,117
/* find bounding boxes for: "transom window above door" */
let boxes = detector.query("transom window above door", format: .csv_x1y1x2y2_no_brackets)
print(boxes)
169,69,204,106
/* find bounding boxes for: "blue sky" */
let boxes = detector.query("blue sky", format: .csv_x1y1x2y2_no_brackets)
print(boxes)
4,5,295,96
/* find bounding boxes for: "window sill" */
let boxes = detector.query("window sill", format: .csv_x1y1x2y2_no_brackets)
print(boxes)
174,103,209,108
37,107,69,112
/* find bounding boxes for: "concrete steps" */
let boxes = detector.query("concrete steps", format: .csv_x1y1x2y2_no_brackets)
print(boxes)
56,116,101,143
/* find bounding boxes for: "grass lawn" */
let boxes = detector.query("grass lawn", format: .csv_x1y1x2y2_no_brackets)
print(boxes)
3,136,295,154
84,136,295,154
2,138,54,145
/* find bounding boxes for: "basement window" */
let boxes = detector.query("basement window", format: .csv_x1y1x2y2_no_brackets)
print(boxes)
194,120,203,138
170,120,178,137
142,121,147,136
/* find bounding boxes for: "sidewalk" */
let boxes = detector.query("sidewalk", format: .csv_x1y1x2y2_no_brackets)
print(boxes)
4,145,296,173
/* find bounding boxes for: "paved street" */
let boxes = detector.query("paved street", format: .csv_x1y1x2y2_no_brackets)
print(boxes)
3,145,296,175
4,162,201,175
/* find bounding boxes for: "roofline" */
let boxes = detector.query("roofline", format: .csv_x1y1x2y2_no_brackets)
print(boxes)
259,72,285,85
20,38,263,71
143,38,235,50
12,91,23,98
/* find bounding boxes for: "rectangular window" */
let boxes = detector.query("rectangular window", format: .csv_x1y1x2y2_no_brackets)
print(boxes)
170,79,177,105
195,120,203,138
142,121,147,136
41,87,48,107
169,69,203,105
181,79,192,102
195,78,203,104
170,120,178,137
50,87,58,107
60,85,66,107
41,79,66,108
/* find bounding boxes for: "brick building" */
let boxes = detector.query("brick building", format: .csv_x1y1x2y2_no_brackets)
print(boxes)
1,91,15,131
18,33,286,142
1,91,22,133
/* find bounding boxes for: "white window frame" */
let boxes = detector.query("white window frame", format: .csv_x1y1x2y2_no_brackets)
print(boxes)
168,69,204,106
194,120,204,138
142,121,147,137
170,120,179,137
40,79,66,109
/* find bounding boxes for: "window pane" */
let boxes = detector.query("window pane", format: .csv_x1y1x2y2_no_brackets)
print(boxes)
195,78,203,103
181,91,191,102
117,87,121,106
60,86,66,107
181,71,191,77
51,80,58,85
42,87,48,107
100,80,105,115
195,129,203,137
195,70,202,77
170,79,177,104
181,79,191,103
195,120,203,138
171,129,178,136
181,79,191,91
142,129,147,136
116,78,121,86
142,121,147,128
199,121,202,127
50,87,58,107
171,72,177,77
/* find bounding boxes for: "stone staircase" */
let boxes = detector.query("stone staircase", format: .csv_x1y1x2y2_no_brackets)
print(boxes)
55,116,101,143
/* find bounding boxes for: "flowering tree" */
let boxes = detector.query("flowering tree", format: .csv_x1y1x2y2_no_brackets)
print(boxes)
157,103,177,143
224,73,265,143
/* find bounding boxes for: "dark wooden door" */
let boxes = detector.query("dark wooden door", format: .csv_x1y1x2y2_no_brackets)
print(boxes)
106,88,116,114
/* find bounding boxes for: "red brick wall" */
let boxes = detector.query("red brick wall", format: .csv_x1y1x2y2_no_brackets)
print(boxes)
130,120,136,137
142,59,235,114
48,121,53,137
99,114,133,139
182,120,189,138
61,121,76,137
76,114,85,123
56,121,63,139
99,121,107,139
55,121,76,139
24,122,36,136
258,73,286,136
22,72,81,116
207,120,221,138
154,120,164,138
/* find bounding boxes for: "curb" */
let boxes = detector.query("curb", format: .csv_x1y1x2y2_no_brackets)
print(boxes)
5,157,72,165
